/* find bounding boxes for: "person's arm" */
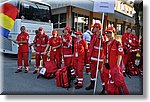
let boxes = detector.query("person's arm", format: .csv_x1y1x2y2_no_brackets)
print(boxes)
117,55,122,67
52,44,61,50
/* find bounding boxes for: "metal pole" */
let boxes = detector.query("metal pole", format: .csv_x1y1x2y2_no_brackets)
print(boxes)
93,12,105,95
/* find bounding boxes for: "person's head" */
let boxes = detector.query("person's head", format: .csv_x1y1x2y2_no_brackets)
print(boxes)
131,29,136,35
52,30,58,37
38,27,44,35
75,31,82,39
126,27,131,34
35,30,39,35
64,26,70,34
105,26,116,40
20,26,26,33
71,28,76,33
84,26,89,32
92,23,101,33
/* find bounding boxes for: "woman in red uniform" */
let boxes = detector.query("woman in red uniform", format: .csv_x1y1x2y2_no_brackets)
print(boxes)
44,30,62,69
73,31,88,89
103,26,129,95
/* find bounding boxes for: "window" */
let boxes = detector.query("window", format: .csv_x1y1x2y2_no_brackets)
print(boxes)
51,13,66,28
117,24,122,35
19,1,51,22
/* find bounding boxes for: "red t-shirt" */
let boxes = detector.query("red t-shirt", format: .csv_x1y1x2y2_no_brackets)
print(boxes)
47,36,62,52
16,32,29,52
104,39,124,69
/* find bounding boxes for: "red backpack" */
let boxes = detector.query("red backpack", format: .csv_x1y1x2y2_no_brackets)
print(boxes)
56,66,70,88
37,60,58,79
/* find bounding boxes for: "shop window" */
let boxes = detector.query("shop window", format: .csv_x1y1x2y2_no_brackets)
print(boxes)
51,13,66,28
117,24,122,35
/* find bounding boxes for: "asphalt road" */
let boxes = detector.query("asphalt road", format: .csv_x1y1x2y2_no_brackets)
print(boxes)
1,54,143,95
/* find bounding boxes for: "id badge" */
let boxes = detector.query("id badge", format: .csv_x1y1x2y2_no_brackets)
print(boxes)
129,39,132,43
53,49,56,51
75,52,78,57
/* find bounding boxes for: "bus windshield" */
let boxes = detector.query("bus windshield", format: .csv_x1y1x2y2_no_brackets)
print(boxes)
19,0,51,22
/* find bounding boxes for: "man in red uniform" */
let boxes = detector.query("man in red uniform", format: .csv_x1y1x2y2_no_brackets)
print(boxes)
44,30,62,69
62,26,73,68
73,31,88,89
33,27,49,74
8,26,29,73
121,27,131,72
128,29,139,64
85,23,105,93
104,26,129,95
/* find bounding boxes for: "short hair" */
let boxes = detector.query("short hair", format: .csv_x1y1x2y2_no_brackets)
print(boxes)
20,26,25,30
84,26,89,30
35,30,39,34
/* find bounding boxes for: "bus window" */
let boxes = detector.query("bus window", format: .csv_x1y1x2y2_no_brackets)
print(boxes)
19,1,51,23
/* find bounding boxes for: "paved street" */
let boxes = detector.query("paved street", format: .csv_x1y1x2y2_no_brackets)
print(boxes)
1,54,143,95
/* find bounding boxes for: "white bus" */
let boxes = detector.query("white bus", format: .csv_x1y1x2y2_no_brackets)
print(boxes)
0,0,53,54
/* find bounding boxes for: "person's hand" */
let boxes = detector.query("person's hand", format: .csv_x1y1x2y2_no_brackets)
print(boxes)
7,37,12,40
13,40,18,44
63,38,66,42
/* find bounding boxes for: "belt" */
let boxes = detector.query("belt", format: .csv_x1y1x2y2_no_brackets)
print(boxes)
36,44,47,47
63,55,73,57
36,52,45,54
91,57,104,62
94,46,103,50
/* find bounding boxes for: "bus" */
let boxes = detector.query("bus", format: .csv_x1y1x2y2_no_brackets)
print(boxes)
0,0,53,54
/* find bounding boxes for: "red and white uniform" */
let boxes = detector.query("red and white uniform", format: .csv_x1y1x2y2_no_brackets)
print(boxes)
62,33,72,67
34,33,49,67
73,39,88,86
88,33,105,82
103,39,129,94
47,36,62,69
121,33,130,67
16,32,29,69
128,34,139,63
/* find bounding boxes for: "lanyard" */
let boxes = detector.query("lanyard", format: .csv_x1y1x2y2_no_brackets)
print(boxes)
106,40,115,63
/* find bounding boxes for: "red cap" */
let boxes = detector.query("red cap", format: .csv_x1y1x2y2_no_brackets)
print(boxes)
105,26,116,33
75,31,82,35
64,26,70,31
38,27,44,31
52,30,57,35
92,23,101,29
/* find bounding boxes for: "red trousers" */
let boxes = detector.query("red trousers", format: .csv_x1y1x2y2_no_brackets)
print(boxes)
18,51,28,69
63,48,72,67
90,60,103,79
73,58,84,78
64,57,72,67
36,53,47,67
50,51,62,69
129,52,137,63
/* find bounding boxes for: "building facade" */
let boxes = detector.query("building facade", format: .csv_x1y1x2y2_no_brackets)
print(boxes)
44,0,135,35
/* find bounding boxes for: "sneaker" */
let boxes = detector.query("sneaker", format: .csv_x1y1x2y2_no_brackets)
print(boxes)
24,68,29,73
75,85,83,89
33,70,38,74
15,69,22,73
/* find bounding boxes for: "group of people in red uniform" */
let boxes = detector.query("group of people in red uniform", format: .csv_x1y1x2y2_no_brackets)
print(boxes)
8,22,142,94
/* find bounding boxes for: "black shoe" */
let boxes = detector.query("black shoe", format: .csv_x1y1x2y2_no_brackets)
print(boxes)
99,85,106,95
85,80,95,90
24,70,29,73
15,69,22,73
75,85,83,89
74,81,78,85
33,70,38,74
